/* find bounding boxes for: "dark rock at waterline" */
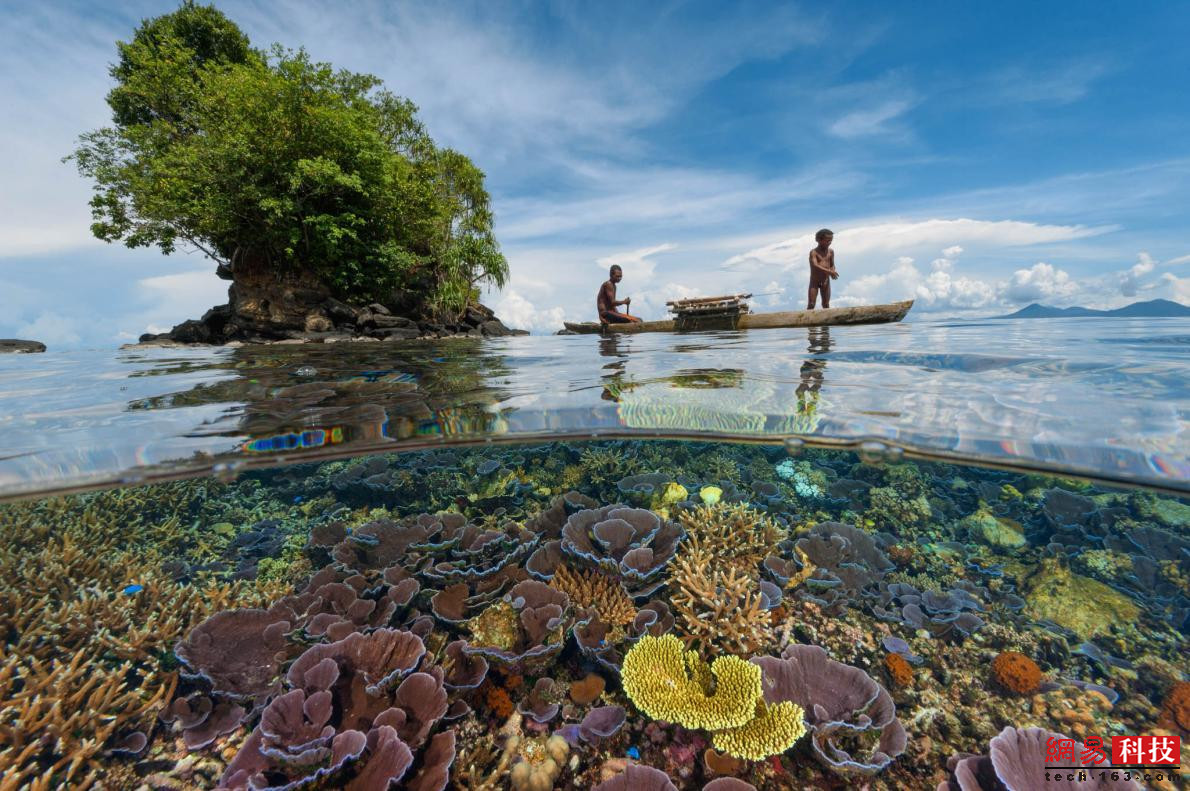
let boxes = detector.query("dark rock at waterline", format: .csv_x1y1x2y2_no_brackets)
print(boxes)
0,339,46,353
134,295,525,347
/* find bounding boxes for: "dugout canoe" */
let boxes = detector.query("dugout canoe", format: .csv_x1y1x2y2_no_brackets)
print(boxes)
563,299,914,334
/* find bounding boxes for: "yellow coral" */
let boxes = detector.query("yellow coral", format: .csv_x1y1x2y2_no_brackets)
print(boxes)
711,700,806,760
699,485,723,505
621,635,759,731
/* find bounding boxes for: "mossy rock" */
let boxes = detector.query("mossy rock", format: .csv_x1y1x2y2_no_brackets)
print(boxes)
962,507,1026,551
1023,558,1140,639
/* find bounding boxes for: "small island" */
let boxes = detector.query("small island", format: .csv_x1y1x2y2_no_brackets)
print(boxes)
71,2,524,345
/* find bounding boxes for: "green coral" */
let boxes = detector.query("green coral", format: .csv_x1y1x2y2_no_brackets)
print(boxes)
867,486,932,528
621,635,759,730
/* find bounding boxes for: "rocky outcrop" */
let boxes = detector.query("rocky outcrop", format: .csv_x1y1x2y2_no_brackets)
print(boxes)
0,339,46,353
138,286,527,347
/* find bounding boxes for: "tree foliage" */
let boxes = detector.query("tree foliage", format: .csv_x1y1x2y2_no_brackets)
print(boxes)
70,1,507,318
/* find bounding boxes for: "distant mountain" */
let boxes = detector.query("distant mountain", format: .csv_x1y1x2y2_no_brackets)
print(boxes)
992,299,1190,319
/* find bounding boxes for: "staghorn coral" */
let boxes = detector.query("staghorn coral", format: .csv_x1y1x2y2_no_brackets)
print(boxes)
669,542,773,656
675,503,785,574
548,566,636,626
0,485,287,789
579,445,641,488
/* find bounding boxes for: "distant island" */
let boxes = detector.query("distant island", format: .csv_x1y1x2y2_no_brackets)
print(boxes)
990,298,1190,320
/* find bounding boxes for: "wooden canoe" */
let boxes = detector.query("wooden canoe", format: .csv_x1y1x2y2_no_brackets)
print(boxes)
563,300,914,335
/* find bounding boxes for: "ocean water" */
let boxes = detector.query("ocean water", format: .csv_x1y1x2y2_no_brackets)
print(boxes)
0,318,1186,790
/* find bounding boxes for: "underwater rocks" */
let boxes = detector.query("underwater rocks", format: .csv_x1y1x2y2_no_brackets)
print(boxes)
962,505,1027,551
1022,557,1140,640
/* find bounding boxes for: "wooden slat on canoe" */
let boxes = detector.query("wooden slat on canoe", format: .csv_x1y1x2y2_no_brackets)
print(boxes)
665,293,751,306
562,300,914,334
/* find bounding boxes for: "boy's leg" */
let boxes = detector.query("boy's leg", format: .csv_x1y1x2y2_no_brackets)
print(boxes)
821,279,831,309
807,285,819,310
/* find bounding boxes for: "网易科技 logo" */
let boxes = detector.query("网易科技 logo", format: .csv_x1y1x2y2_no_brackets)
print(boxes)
1044,734,1180,785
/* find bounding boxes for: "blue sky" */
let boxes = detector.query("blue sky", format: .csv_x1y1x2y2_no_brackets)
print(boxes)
2,1,1189,345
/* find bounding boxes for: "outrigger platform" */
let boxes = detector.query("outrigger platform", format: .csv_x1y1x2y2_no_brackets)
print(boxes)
564,296,914,334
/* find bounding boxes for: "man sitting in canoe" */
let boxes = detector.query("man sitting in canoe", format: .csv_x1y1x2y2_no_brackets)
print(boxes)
808,228,839,309
598,265,641,323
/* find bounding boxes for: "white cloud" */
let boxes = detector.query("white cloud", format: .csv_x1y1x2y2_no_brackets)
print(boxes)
828,99,914,139
724,218,1109,272
131,268,229,335
1002,262,1078,303
942,245,964,258
14,311,82,347
1120,251,1156,297
1165,254,1190,267
490,289,566,334
596,243,677,283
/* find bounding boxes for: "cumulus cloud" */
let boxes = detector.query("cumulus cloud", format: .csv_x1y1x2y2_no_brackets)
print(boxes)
130,268,229,335
14,311,83,347
834,246,1079,312
1001,262,1079,303
723,218,1108,272
490,289,566,334
1120,251,1156,297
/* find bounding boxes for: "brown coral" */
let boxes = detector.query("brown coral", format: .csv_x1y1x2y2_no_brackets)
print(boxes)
1158,681,1190,735
883,653,914,688
485,685,515,719
569,673,606,705
548,566,635,626
669,543,773,656
676,503,785,574
991,651,1042,695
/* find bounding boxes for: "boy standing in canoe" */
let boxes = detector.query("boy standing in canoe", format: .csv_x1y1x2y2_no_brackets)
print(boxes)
808,228,839,309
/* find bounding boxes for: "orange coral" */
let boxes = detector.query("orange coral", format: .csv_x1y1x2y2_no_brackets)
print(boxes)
569,673,606,705
703,748,744,776
1158,681,1190,735
884,653,914,688
991,651,1042,695
485,685,515,718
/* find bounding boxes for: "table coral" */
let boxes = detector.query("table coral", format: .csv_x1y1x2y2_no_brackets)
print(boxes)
710,699,806,760
621,635,759,731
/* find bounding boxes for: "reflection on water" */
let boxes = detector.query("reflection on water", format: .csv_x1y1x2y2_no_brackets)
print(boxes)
0,440,1184,788
0,317,1187,498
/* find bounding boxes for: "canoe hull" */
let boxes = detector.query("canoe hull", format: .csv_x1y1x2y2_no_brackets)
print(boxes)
563,300,914,335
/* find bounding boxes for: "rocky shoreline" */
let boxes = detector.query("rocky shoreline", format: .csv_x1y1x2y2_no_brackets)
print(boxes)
0,339,46,354
134,298,526,348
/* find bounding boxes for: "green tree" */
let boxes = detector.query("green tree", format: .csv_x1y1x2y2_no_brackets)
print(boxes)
70,2,507,319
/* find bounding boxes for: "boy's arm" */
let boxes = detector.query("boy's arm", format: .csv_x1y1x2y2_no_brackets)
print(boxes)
810,250,833,274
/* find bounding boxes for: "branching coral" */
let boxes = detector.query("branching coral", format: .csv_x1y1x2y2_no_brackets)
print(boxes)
675,503,785,574
548,566,635,626
0,486,287,788
669,542,773,656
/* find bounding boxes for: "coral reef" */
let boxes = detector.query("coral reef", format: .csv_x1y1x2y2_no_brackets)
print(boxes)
937,726,1140,790
1,440,1185,790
